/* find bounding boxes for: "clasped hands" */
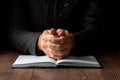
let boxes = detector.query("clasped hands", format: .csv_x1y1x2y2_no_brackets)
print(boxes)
37,28,75,59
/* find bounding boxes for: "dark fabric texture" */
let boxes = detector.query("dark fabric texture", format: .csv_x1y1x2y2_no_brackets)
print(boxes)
8,0,104,55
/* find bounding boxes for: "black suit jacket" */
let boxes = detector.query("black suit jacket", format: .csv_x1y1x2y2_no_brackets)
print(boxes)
8,0,104,55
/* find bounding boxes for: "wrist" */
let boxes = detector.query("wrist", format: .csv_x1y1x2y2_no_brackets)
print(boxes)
37,34,43,51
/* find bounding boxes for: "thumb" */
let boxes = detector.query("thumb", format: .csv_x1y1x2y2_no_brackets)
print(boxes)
49,28,57,35
57,29,65,37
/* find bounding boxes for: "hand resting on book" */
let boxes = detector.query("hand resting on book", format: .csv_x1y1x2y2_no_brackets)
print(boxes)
37,28,75,59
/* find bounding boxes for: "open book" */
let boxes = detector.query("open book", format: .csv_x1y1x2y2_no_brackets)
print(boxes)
12,55,101,68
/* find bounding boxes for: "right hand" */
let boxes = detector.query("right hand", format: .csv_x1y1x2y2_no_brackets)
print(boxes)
37,28,75,59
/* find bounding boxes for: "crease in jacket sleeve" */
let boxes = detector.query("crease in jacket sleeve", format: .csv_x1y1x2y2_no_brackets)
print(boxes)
8,29,42,55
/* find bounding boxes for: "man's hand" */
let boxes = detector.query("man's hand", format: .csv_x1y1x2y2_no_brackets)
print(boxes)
37,28,75,59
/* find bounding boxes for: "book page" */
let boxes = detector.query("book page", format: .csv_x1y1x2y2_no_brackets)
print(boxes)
56,56,101,67
12,55,57,67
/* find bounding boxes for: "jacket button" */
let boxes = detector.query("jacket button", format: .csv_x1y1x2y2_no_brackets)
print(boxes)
63,3,70,7
59,13,63,16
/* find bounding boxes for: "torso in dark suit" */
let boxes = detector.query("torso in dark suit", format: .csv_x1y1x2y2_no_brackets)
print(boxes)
8,0,104,55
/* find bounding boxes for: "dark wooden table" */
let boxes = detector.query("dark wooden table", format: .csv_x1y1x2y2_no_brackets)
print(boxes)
0,51,120,80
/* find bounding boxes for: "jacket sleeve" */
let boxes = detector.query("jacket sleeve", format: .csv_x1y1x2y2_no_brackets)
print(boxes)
72,0,104,55
8,0,43,55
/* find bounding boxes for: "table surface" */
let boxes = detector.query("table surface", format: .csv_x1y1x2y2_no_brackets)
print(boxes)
0,51,120,80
